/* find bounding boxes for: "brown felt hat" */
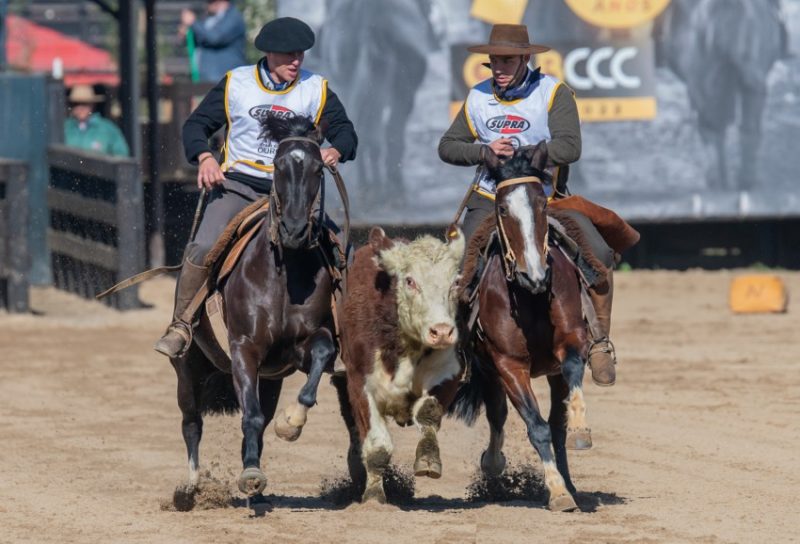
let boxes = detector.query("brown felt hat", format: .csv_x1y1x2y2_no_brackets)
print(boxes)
467,24,550,56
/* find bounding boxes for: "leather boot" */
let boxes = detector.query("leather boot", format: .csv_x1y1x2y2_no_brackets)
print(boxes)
587,269,617,386
154,260,208,358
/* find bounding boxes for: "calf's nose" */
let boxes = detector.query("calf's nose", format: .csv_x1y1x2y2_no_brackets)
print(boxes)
426,323,456,347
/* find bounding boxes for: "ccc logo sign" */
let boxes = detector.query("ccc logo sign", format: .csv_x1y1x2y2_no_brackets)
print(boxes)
564,47,642,91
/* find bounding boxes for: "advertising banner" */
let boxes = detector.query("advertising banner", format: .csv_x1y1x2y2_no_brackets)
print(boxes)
278,0,800,224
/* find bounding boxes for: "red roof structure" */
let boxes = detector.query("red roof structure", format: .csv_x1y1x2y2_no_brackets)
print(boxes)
5,14,119,86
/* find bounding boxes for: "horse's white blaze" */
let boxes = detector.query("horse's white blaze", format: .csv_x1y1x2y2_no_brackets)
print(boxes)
507,186,547,282
289,149,305,162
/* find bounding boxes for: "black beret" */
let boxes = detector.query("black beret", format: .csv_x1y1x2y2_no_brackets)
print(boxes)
254,17,315,53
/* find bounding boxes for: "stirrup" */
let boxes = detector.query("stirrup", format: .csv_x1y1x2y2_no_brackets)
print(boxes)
588,336,616,366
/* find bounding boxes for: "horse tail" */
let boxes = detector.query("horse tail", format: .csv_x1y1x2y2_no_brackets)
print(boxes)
448,349,485,426
199,371,239,416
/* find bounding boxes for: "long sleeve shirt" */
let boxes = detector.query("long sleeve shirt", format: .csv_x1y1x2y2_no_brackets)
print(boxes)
182,60,358,190
438,82,581,168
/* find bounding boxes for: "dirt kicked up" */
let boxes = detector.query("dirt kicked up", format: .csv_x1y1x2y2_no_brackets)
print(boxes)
0,270,798,543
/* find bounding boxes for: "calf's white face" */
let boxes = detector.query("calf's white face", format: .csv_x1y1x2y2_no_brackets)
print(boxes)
377,234,464,349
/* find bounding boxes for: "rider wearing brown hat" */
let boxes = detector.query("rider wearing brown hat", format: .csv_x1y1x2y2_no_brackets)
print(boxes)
439,24,618,386
155,16,357,359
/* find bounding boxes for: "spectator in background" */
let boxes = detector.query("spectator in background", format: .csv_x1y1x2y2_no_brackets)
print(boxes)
179,0,247,82
64,85,130,157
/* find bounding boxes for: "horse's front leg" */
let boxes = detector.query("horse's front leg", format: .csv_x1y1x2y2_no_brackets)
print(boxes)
230,340,269,496
274,327,337,442
561,347,592,451
481,368,508,477
492,350,577,512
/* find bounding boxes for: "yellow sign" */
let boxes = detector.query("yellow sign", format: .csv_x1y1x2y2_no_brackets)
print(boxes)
564,0,671,29
462,53,493,90
470,0,528,25
577,97,657,122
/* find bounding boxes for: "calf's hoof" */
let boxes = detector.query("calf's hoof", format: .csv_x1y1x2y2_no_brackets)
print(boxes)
361,483,387,504
274,408,303,442
237,467,267,496
548,492,578,512
480,450,506,477
566,427,593,450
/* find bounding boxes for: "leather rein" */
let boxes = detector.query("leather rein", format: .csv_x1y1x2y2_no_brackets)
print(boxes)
494,176,549,281
268,136,351,253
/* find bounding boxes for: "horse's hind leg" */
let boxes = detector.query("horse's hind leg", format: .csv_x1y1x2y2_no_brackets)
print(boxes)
258,379,283,459
171,347,206,488
275,328,337,442
481,372,508,477
493,352,577,511
561,348,592,451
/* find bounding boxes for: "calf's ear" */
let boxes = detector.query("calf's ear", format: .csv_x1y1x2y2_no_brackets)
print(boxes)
369,226,394,253
447,227,465,260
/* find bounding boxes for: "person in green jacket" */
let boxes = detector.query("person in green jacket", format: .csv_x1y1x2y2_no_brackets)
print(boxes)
64,85,130,157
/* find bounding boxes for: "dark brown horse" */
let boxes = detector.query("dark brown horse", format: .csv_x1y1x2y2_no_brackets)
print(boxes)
170,115,354,498
452,146,590,512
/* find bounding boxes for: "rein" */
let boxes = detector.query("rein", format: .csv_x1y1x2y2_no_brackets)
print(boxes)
268,136,351,253
494,175,549,281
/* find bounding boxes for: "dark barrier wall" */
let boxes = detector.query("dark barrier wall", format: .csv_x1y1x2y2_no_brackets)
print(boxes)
277,0,800,225
47,145,145,310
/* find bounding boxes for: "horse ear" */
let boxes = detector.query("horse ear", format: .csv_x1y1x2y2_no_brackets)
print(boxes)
523,140,550,173
481,145,502,173
313,118,329,144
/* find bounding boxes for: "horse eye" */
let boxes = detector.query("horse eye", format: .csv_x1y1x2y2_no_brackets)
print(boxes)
405,276,418,291
498,205,508,217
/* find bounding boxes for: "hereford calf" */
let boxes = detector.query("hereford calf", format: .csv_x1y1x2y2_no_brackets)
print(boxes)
342,227,465,503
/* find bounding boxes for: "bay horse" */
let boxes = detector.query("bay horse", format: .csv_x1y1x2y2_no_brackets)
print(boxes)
451,145,591,512
170,114,354,498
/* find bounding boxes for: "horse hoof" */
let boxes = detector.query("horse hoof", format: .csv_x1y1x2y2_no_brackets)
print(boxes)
274,409,303,442
566,428,593,450
238,467,267,496
172,482,197,512
548,493,578,512
414,456,442,479
361,484,387,504
480,450,506,477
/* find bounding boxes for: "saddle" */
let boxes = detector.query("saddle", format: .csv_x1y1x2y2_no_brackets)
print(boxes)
202,198,348,359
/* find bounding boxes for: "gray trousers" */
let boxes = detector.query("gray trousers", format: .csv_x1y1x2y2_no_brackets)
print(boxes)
461,191,614,269
185,178,265,266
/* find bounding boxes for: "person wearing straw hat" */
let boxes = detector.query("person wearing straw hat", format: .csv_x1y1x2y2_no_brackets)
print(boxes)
155,16,357,359
439,24,619,387
64,85,130,157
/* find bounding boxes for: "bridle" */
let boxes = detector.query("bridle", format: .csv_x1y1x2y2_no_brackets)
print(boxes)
267,136,351,253
494,175,549,281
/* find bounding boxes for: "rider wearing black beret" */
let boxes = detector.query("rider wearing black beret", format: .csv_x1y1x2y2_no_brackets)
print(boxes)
156,17,358,359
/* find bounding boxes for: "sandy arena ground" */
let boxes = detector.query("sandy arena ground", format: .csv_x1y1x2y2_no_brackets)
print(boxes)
1,270,798,544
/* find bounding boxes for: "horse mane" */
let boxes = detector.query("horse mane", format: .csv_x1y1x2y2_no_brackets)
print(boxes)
259,113,318,143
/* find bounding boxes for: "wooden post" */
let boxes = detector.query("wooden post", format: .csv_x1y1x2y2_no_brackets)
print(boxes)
6,160,29,312
115,159,145,310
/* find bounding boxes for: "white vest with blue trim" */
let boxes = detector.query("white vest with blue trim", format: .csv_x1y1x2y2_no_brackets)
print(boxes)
223,65,327,180
465,72,561,195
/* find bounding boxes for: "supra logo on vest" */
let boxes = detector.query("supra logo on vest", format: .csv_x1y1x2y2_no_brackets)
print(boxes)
248,104,295,121
486,115,531,134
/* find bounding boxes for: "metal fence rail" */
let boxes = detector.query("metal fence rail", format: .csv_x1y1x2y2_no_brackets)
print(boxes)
0,159,29,313
47,145,145,310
